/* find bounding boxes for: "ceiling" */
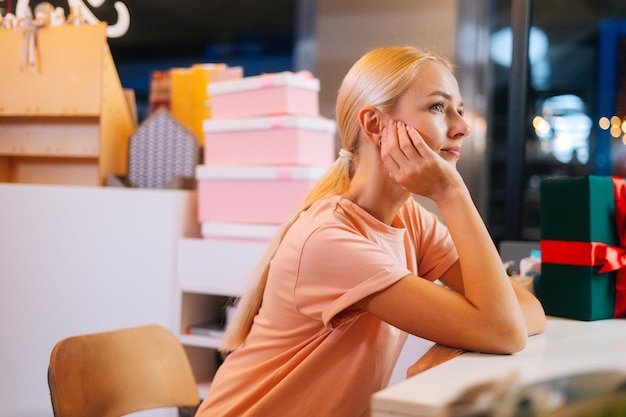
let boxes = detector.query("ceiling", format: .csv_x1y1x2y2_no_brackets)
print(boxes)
11,1,626,59
18,0,297,58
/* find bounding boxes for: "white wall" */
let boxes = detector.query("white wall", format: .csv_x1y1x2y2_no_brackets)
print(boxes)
0,184,199,417
315,0,458,119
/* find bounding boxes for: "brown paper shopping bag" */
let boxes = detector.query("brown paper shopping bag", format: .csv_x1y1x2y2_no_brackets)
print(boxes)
0,22,135,185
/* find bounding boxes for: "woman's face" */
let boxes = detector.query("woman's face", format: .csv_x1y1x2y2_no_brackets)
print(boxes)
390,62,471,165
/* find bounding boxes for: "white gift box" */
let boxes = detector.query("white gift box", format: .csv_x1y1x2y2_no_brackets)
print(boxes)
203,115,336,166
208,71,320,119
196,164,326,224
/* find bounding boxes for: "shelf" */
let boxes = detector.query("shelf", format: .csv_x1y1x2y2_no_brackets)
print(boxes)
180,280,243,298
176,235,267,398
179,333,222,349
177,237,268,295
197,381,212,401
182,345,221,399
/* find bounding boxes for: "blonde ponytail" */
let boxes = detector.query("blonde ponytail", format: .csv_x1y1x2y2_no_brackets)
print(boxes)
220,157,352,352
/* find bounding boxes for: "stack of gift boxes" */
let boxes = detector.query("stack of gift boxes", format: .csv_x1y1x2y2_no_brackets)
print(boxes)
188,70,336,294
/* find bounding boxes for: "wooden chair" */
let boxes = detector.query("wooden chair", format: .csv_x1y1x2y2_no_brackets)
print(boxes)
48,324,201,417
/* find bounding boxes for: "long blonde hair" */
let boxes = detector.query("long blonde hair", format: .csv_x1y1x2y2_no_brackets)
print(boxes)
220,46,451,352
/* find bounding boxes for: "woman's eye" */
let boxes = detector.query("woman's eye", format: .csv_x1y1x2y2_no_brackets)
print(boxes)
430,103,445,113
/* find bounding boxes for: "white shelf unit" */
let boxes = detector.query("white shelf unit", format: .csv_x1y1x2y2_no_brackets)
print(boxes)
176,236,270,394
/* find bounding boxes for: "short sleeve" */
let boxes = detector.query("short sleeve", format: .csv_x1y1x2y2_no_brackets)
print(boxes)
402,197,458,281
294,225,411,329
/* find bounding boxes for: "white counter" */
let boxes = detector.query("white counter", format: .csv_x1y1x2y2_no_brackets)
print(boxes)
371,318,626,417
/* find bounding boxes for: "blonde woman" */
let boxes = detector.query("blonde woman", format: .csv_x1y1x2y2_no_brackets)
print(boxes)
195,46,546,417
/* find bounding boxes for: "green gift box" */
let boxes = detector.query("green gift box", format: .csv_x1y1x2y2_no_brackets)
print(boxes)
539,175,626,321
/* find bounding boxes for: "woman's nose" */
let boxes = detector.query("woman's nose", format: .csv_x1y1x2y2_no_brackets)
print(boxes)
451,117,471,139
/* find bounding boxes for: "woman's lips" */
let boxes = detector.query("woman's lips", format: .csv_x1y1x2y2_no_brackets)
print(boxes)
441,147,461,158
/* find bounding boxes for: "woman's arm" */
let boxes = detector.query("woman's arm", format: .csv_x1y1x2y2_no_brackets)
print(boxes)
403,268,546,379
357,121,545,354
510,278,547,336
355,264,527,354
405,343,465,378
439,263,546,337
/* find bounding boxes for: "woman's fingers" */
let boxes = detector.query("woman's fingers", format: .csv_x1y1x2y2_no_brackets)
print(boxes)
383,120,417,169
382,120,427,179
381,120,426,194
406,124,435,159
396,121,422,159
380,122,400,171
385,120,421,161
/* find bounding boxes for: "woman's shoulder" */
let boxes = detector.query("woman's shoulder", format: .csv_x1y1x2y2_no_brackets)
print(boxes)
399,196,441,222
287,196,348,237
396,196,449,244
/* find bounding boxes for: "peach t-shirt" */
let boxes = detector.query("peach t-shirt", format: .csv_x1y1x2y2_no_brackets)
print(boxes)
196,195,458,417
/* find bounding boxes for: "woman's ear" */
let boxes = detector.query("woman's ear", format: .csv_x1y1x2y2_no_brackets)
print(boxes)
358,106,385,146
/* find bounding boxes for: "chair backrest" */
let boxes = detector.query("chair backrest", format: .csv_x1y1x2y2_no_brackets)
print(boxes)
48,324,201,417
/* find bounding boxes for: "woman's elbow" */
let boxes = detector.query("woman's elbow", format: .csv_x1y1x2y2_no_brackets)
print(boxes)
526,302,548,336
528,313,547,336
484,321,528,355
495,298,547,353
499,328,528,354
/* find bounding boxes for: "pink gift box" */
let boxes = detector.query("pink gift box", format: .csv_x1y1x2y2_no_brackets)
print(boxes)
208,71,320,119
196,165,326,224
203,115,336,166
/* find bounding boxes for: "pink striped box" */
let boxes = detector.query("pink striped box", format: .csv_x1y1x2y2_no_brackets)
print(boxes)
196,165,326,224
203,115,336,166
208,71,320,119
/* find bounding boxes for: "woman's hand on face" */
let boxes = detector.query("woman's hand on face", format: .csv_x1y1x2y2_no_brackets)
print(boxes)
380,119,465,202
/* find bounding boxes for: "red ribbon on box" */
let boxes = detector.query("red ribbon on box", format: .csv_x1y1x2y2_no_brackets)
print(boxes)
541,177,626,317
